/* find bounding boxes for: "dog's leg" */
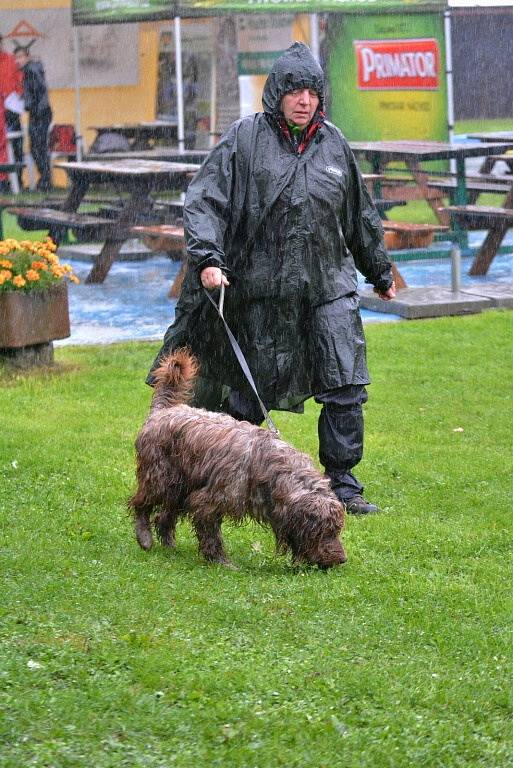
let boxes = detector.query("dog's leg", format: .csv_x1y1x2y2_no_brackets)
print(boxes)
186,494,230,565
133,507,154,551
193,516,230,565
155,503,180,548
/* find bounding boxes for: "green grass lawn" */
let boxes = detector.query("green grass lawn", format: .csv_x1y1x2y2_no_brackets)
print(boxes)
1,313,513,767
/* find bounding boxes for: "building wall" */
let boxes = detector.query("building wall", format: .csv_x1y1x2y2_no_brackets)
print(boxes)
452,8,513,120
0,0,160,153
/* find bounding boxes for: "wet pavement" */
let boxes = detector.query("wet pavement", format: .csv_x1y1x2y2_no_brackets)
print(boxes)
55,230,513,348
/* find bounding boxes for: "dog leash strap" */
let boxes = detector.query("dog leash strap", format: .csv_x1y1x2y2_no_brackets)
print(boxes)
204,286,279,435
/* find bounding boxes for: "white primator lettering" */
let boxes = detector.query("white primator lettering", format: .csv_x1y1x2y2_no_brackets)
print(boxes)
360,47,436,81
361,48,375,82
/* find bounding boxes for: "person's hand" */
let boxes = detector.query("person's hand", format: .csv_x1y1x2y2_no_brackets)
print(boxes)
200,266,230,290
374,281,396,301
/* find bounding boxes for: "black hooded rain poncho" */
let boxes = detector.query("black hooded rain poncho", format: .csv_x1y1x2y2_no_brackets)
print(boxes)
149,42,393,412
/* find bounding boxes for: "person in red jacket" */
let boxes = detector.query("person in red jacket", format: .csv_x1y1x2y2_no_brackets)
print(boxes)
0,36,23,188
0,34,22,192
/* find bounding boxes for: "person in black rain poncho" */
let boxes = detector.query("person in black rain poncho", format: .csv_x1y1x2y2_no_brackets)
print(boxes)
149,42,396,515
14,43,53,192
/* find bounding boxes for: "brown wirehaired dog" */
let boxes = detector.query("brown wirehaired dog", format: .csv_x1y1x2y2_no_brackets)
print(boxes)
129,349,346,568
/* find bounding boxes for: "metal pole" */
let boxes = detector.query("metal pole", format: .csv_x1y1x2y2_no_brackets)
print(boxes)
451,245,461,294
72,26,83,161
209,31,217,149
444,10,456,173
309,14,320,63
174,17,185,153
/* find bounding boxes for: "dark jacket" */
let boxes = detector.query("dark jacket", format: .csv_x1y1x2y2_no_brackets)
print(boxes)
21,60,51,119
150,42,393,411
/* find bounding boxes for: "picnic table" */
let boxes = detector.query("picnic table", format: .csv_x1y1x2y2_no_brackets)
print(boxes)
85,147,209,164
466,132,513,174
61,159,199,282
349,139,513,251
89,121,178,152
441,179,513,275
8,159,200,283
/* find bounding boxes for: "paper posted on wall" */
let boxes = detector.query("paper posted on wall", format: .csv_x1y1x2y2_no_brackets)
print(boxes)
4,92,25,115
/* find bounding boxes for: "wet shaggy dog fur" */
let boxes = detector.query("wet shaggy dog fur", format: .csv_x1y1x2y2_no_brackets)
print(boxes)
129,349,346,568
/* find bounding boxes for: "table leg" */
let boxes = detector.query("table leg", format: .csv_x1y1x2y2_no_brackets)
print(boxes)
451,157,470,253
391,262,407,290
405,160,448,226
49,175,90,245
84,188,152,283
468,221,509,275
85,238,124,283
478,156,496,175
469,185,513,275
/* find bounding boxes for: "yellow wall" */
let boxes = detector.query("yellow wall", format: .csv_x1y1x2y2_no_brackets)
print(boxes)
0,0,161,152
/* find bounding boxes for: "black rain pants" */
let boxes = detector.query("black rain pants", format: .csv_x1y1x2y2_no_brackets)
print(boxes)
223,384,367,503
29,108,52,191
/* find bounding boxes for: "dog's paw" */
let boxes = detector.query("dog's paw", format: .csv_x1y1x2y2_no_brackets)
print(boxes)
135,521,153,551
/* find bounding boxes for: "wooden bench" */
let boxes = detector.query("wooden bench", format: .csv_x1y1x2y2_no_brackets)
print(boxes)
154,198,184,223
7,206,116,245
441,205,513,275
380,177,445,205
427,177,510,205
373,199,407,218
478,153,513,175
382,220,449,248
380,221,450,289
130,224,186,297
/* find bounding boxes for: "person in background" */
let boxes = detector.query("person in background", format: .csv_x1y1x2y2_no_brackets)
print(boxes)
0,35,19,193
14,43,52,192
149,42,396,515
0,34,23,189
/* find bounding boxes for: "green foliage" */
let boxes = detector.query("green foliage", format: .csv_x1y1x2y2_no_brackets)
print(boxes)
1,314,512,766
455,118,513,134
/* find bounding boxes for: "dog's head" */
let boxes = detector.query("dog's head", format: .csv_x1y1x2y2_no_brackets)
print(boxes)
279,493,346,568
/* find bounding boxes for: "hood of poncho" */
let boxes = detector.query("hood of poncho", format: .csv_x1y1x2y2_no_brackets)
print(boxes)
262,42,325,115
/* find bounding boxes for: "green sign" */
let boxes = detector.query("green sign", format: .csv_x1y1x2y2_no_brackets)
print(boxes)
72,0,444,25
72,0,176,25
328,12,448,142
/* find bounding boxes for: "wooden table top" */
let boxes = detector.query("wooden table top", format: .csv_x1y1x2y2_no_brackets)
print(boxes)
84,147,209,163
467,132,513,143
349,140,513,161
90,120,178,132
55,159,200,177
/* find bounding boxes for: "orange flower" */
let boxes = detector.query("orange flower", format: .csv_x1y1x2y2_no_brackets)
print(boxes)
31,260,48,271
0,270,12,285
12,275,26,288
26,269,40,282
69,274,80,284
0,259,13,268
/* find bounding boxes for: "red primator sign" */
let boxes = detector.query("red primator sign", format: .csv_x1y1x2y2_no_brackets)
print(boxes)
354,39,440,91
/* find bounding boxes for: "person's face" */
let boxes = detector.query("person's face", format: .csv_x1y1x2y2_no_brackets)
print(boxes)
14,50,28,69
280,88,320,128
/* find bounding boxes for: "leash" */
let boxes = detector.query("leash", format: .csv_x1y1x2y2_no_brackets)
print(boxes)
204,283,279,435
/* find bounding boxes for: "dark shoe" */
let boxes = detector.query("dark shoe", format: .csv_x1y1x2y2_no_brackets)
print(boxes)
345,495,380,515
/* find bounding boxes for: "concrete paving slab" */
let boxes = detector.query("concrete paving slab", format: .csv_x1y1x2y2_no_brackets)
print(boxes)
58,238,161,263
460,282,513,308
359,286,492,319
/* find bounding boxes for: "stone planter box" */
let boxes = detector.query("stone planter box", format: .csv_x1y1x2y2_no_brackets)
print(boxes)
0,284,70,366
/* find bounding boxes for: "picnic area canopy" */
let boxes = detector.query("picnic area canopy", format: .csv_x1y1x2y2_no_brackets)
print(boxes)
72,0,446,25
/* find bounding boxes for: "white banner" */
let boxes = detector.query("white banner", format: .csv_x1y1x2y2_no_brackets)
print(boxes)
1,9,138,89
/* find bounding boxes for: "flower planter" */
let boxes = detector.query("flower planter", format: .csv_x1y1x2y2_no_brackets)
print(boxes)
0,284,70,367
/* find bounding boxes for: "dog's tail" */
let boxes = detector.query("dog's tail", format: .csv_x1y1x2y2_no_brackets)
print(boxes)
150,348,199,408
